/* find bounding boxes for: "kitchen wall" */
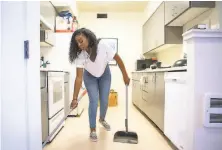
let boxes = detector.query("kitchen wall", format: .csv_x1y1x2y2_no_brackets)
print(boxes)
41,34,73,71
78,12,145,105
143,1,222,66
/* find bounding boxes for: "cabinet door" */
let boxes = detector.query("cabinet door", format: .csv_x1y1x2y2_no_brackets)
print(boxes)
143,20,152,54
132,80,137,105
143,22,148,54
40,1,56,30
141,74,148,112
152,2,165,49
143,2,165,53
164,1,189,25
144,73,155,118
136,81,142,109
153,72,165,131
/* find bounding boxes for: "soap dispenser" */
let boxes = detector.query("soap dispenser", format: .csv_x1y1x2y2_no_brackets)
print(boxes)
40,56,44,67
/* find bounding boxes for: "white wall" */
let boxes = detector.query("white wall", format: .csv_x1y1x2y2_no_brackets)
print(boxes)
78,12,145,106
1,2,41,150
41,34,73,71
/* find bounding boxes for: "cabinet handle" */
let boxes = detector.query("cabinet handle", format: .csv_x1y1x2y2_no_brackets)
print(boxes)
152,75,155,83
172,79,177,82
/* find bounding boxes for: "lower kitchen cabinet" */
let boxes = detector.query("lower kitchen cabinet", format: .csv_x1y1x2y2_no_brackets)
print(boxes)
132,80,141,107
152,72,165,131
132,72,143,107
132,71,165,131
143,73,155,120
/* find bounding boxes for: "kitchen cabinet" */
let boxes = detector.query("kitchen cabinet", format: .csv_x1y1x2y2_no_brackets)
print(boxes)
142,2,183,54
143,72,165,131
143,73,155,119
132,80,141,107
152,72,165,131
132,71,165,131
132,72,143,108
143,2,164,53
165,1,215,26
164,1,190,25
142,21,150,54
40,1,56,30
142,1,215,53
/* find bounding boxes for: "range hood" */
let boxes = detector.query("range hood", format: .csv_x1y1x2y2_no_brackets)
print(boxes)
166,1,215,26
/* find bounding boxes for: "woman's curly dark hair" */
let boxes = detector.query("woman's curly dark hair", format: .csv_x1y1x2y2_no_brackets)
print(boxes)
69,28,100,63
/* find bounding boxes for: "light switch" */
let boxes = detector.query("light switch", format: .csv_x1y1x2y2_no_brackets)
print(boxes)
24,40,29,59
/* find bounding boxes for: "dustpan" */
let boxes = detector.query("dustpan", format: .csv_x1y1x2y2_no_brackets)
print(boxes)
113,85,138,144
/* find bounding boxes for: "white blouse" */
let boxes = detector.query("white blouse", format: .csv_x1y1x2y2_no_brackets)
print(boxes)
75,40,116,77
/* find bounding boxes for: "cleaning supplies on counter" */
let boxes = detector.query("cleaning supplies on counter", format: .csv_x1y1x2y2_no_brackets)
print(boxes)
56,10,79,32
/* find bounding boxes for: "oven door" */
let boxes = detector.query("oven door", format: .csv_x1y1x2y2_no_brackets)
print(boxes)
48,72,64,118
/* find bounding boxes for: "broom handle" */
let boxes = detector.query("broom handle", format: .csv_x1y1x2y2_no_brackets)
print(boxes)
125,85,128,132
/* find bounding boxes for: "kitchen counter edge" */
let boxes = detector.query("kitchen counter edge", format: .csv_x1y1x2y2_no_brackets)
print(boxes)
132,66,187,73
40,68,70,73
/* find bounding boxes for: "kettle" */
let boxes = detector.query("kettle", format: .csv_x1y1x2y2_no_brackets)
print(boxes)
172,59,187,67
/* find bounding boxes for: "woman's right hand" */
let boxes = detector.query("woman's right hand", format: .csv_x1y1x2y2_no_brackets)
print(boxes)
70,99,78,109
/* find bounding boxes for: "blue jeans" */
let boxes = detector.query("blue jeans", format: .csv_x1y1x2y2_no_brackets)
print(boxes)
83,65,111,129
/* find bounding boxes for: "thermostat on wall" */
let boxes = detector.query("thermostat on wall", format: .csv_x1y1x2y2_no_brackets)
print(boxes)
203,93,222,128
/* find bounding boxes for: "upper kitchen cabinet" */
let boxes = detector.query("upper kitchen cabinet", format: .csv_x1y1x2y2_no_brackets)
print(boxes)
143,2,183,54
165,1,215,26
50,1,79,33
51,1,78,17
40,1,56,31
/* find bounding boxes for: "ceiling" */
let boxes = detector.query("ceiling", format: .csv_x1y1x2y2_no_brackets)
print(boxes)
76,1,148,12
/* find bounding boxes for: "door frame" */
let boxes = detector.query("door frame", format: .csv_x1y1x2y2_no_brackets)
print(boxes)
25,1,42,150
0,1,2,150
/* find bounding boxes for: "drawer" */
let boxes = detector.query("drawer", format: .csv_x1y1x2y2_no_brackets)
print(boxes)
49,109,65,140
132,72,143,80
64,72,69,83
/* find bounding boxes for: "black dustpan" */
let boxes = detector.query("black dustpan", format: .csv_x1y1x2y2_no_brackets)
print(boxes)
113,85,138,144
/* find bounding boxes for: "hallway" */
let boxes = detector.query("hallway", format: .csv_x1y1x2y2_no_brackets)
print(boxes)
43,104,174,150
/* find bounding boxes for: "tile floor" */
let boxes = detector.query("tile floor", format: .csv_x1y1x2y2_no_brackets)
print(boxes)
43,104,173,150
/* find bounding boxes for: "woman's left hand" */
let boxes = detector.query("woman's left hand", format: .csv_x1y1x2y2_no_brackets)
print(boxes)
123,75,130,85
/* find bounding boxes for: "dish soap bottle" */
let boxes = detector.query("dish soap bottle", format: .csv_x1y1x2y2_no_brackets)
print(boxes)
40,56,44,67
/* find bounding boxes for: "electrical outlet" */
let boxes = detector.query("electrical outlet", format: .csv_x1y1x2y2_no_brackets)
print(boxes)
24,40,29,59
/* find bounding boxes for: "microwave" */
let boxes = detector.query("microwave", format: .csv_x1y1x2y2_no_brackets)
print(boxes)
135,59,154,71
40,30,55,47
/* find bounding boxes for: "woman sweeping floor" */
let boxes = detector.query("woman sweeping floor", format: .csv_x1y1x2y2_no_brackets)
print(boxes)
69,28,130,142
